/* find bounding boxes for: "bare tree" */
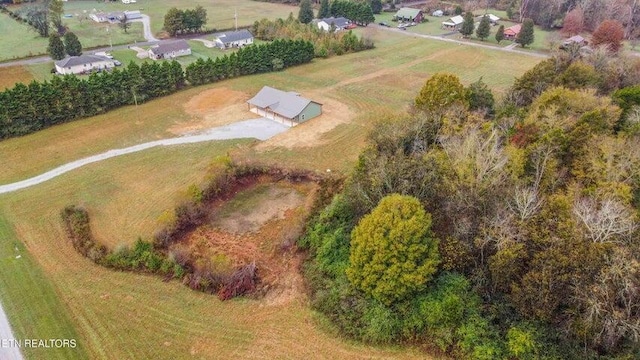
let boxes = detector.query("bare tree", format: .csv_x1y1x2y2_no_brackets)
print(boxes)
510,186,543,221
573,196,637,243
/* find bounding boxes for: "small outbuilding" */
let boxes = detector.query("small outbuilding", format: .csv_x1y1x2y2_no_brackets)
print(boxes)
55,55,115,75
562,35,588,48
394,8,424,23
484,14,500,24
442,15,464,30
213,29,254,49
432,10,444,17
247,86,322,126
316,17,351,32
504,24,522,40
148,40,191,60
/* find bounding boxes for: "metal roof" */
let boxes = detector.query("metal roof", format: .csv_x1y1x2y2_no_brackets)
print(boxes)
55,55,113,67
150,40,190,56
247,86,319,119
395,7,422,19
214,29,253,43
448,15,464,25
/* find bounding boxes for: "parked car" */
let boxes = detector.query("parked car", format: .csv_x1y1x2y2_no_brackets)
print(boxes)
114,60,122,66
399,26,407,30
95,51,114,59
379,21,390,27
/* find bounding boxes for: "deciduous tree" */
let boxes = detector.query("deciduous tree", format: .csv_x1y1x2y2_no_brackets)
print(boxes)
415,73,468,112
346,194,440,305
562,7,584,36
592,19,625,53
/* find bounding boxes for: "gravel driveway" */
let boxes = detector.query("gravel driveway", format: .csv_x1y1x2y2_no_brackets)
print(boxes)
0,302,22,360
0,118,288,195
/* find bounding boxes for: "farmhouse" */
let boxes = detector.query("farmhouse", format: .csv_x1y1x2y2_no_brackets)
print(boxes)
54,55,115,75
90,10,139,23
394,8,424,23
148,40,191,60
562,35,588,47
247,86,322,126
316,17,351,32
442,15,464,30
213,30,254,49
504,24,522,40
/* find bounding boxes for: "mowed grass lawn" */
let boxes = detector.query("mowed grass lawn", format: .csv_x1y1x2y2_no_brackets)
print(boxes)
0,13,48,61
0,29,541,359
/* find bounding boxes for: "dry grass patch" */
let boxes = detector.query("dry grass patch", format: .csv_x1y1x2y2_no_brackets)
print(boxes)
0,65,33,90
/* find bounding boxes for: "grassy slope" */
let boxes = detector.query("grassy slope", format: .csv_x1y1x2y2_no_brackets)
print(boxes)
0,29,540,359
0,12,48,61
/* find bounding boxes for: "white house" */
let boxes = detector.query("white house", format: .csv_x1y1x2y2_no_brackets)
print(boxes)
442,15,464,30
54,55,116,75
148,40,191,60
213,30,254,49
90,11,139,23
89,12,108,23
315,17,351,32
123,10,142,20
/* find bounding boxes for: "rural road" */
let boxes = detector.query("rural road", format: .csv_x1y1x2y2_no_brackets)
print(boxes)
130,14,159,42
374,24,550,59
0,302,23,360
0,119,289,195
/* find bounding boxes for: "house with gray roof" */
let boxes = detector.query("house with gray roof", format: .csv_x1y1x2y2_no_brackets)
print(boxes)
442,15,465,30
148,40,191,60
247,86,322,126
214,30,254,49
54,55,116,75
394,8,424,23
316,17,351,32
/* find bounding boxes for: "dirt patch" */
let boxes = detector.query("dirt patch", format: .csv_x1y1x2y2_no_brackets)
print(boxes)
171,88,255,134
256,94,354,150
170,178,318,305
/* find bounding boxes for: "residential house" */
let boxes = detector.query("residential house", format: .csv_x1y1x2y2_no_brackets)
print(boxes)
504,24,522,40
247,86,323,126
213,30,254,49
562,35,588,48
315,17,351,32
442,15,464,30
394,8,424,23
55,55,115,75
148,40,192,60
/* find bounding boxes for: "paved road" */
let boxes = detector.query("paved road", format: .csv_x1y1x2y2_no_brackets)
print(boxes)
0,302,23,360
0,119,289,195
375,24,550,59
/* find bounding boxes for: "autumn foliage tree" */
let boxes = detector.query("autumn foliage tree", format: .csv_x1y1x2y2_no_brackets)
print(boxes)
415,73,468,112
592,19,625,52
346,194,440,305
562,7,584,36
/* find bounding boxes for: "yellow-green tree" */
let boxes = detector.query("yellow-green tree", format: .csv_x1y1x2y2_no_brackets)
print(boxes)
415,73,468,112
346,194,439,305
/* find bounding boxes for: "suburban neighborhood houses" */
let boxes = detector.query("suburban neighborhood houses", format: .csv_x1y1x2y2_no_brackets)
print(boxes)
54,54,116,75
148,39,191,59
213,29,254,49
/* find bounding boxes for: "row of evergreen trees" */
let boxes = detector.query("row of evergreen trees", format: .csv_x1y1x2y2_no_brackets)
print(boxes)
185,39,314,85
329,0,375,25
0,61,184,139
0,39,316,139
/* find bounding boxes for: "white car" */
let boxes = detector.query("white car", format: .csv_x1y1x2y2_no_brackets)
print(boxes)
95,51,114,59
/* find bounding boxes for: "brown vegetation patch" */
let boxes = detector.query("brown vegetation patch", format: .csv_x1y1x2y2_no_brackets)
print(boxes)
169,176,319,304
171,87,255,134
0,66,33,90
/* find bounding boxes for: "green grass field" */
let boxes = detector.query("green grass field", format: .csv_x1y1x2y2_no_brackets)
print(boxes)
0,27,542,360
0,12,48,61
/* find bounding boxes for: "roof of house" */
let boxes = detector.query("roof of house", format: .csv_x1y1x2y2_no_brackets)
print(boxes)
247,86,320,119
150,40,190,55
55,55,113,67
124,10,142,19
565,35,586,43
317,17,350,28
214,29,253,43
504,24,522,35
395,7,422,19
485,14,500,22
448,15,465,25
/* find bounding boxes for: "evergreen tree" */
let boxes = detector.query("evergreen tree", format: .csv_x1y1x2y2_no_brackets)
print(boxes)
298,0,314,24
460,12,475,38
318,0,330,19
476,15,491,41
454,5,463,15
63,32,82,56
516,18,535,48
370,0,382,14
495,24,505,43
47,34,65,60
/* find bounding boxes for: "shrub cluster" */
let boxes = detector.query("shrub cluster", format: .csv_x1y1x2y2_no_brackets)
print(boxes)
185,39,314,86
61,206,107,263
252,17,374,58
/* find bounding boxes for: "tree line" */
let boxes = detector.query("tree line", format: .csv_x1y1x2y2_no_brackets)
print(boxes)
252,16,374,58
329,0,375,25
0,39,317,140
163,6,207,36
301,50,640,358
